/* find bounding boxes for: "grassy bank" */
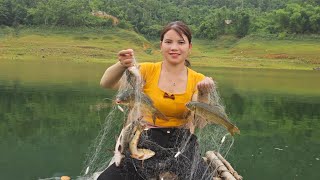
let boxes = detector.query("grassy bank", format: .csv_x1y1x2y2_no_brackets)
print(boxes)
0,26,319,70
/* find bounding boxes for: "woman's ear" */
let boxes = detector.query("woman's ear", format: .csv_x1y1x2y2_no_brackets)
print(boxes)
189,43,192,55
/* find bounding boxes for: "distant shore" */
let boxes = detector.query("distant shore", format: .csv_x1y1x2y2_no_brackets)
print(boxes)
0,27,319,71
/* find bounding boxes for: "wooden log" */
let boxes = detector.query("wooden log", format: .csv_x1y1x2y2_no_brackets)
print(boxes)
215,152,243,180
206,151,236,180
203,156,208,163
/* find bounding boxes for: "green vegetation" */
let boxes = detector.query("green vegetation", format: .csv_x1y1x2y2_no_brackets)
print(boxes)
1,0,319,70
1,27,319,70
0,0,319,39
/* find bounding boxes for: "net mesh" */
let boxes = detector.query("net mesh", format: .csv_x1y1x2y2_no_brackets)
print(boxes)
80,59,235,180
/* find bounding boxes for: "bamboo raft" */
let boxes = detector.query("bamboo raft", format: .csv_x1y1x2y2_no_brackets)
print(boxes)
204,151,243,180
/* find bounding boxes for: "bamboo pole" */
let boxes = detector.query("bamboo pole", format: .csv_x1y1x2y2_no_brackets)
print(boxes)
215,152,243,180
203,156,208,163
205,151,237,180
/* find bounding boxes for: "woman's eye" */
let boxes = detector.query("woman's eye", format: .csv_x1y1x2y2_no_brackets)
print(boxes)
178,41,185,44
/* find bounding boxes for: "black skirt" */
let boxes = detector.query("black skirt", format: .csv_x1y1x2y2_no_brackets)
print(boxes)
98,128,212,180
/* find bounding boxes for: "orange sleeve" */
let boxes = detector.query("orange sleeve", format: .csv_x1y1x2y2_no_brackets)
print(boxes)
139,62,156,84
193,72,206,94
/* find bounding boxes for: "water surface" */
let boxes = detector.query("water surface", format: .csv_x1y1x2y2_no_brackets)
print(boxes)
0,61,319,180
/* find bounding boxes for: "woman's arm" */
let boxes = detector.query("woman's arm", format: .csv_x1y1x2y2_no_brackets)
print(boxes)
100,62,126,89
100,49,135,89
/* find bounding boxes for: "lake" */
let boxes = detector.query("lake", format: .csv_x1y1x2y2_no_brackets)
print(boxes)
0,60,319,180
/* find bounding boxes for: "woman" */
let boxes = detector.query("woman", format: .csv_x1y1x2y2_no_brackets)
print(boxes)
99,21,215,180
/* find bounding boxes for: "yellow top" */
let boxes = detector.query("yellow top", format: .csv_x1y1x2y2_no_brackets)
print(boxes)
140,62,205,127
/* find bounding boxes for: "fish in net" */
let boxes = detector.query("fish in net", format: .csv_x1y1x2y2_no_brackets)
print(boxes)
81,59,238,180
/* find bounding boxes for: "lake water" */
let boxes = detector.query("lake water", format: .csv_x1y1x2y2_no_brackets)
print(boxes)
0,61,319,180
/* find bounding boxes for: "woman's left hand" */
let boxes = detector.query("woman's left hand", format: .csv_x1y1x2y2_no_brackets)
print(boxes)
197,77,215,95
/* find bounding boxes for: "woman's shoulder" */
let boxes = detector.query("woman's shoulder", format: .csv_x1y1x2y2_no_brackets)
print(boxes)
186,67,205,94
139,62,161,73
187,67,205,81
139,62,161,80
139,62,161,68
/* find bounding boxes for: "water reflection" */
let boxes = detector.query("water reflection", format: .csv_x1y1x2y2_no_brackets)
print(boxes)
222,90,320,180
0,80,113,180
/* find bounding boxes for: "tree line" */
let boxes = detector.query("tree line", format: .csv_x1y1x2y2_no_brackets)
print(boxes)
0,0,319,39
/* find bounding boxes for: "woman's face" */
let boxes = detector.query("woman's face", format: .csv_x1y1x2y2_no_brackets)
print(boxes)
160,29,192,65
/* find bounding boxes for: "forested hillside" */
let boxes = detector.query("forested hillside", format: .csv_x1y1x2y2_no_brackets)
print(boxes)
0,0,319,39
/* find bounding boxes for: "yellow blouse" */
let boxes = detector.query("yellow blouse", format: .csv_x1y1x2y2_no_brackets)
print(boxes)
139,62,205,127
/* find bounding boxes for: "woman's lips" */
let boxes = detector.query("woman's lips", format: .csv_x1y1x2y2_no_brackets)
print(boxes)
169,53,180,58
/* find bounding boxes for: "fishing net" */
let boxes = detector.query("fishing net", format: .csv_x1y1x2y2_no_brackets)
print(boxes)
80,58,235,180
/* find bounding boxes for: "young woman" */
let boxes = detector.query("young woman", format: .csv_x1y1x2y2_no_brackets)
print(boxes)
98,21,215,180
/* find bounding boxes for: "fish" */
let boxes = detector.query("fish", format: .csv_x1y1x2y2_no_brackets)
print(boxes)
115,89,168,124
129,124,155,160
113,123,134,166
113,122,155,165
186,101,240,136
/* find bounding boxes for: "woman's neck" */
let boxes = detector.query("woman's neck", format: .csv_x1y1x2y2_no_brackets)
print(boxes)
162,61,186,74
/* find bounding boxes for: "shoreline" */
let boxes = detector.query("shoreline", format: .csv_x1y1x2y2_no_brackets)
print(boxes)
0,58,317,71
0,27,319,71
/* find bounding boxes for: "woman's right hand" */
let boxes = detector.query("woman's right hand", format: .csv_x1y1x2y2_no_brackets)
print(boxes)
118,49,135,68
